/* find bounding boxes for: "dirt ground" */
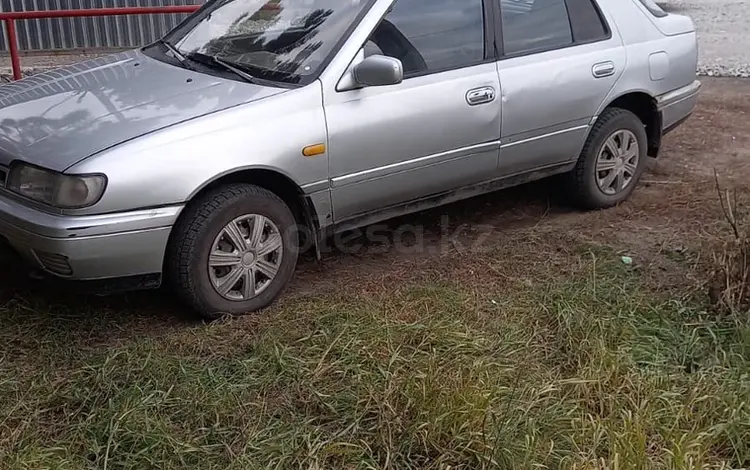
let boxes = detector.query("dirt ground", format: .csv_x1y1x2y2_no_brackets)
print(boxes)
1,77,749,334
289,77,750,295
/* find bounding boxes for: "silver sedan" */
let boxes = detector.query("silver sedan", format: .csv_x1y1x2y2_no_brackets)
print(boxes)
0,0,700,318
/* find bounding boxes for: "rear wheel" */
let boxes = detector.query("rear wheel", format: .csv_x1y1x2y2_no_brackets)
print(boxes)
166,184,298,320
568,108,648,209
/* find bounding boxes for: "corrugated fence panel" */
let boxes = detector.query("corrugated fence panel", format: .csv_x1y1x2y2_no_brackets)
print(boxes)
0,0,204,51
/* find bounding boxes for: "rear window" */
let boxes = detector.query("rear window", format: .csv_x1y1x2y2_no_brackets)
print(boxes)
636,0,668,17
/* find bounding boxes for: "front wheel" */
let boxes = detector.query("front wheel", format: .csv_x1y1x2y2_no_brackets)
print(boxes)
166,184,299,320
567,108,648,209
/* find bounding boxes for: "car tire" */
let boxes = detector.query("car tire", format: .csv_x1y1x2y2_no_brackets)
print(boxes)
567,107,648,210
166,184,298,320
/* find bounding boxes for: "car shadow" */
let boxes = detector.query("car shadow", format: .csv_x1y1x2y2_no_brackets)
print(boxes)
308,178,567,264
0,178,567,344
0,248,200,347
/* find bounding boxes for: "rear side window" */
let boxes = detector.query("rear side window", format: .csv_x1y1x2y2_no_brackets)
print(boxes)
499,0,573,55
369,0,486,76
636,0,668,17
566,0,609,42
499,0,609,56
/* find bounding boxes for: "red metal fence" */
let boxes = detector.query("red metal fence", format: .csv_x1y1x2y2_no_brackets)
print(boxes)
1,6,202,81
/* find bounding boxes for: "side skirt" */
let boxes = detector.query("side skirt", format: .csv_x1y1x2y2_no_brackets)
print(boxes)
325,161,576,237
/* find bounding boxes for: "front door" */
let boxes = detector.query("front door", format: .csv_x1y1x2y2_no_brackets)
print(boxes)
323,0,501,222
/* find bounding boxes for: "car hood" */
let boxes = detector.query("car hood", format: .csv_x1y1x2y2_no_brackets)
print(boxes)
0,49,286,172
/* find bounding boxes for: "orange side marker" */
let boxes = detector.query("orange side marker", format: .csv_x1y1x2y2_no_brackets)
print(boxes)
302,143,326,157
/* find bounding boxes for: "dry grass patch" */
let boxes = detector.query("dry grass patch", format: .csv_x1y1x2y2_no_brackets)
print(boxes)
1,247,748,469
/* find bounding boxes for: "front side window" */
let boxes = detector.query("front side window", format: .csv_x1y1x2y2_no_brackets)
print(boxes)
365,0,485,77
499,0,573,56
166,0,373,85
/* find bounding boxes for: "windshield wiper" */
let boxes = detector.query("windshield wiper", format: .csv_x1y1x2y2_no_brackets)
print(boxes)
186,52,259,85
157,38,194,71
212,56,261,84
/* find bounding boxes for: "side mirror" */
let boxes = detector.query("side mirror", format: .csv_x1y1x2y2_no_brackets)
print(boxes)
352,55,403,87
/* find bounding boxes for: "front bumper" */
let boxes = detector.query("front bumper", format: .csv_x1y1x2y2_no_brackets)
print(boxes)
0,191,183,280
657,80,702,133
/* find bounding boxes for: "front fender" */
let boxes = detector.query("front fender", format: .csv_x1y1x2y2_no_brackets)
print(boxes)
68,82,328,216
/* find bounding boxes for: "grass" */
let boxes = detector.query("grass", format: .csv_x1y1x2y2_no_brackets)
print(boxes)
1,247,748,470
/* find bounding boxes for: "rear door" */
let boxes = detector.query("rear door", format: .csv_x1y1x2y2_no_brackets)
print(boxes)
495,0,625,175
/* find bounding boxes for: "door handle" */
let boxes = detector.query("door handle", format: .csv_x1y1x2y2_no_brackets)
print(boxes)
466,86,496,106
592,61,615,78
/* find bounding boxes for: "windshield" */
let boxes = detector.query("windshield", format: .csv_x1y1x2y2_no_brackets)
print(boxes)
166,0,372,85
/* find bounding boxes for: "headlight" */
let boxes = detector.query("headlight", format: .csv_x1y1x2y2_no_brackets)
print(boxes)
7,163,107,209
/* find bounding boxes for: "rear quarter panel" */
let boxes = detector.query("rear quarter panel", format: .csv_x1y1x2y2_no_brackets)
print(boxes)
595,0,698,114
